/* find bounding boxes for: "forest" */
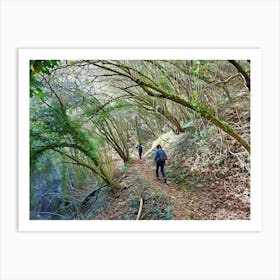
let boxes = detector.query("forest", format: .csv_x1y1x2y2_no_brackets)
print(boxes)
30,59,250,220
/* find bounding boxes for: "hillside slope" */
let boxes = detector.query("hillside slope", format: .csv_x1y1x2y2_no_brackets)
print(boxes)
84,130,250,220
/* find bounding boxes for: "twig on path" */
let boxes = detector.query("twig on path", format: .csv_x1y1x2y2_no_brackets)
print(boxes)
136,197,144,220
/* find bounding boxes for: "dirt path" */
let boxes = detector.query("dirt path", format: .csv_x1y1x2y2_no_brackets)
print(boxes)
130,157,191,219
128,156,250,220
94,156,250,220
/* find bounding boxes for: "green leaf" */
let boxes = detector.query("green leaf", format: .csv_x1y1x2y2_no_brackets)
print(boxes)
36,91,45,99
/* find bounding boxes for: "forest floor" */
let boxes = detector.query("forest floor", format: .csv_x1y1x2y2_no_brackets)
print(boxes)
94,153,250,220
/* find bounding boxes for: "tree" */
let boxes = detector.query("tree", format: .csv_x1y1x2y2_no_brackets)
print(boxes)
30,67,116,188
87,60,250,153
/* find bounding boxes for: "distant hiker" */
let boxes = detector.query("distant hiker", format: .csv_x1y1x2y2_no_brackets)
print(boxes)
137,144,143,159
154,144,168,183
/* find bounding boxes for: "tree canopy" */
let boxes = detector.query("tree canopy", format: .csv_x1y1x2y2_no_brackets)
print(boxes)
30,59,250,220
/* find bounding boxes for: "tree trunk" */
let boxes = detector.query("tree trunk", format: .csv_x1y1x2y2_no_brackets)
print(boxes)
140,83,251,153
228,60,250,91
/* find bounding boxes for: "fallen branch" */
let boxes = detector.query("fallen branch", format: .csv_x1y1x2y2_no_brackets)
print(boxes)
136,197,144,220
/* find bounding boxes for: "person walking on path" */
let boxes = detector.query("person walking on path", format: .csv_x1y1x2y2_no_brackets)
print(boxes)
137,144,143,159
154,144,168,183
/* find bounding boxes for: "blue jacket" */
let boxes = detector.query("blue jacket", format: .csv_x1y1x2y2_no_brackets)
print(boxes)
138,145,143,153
154,148,167,162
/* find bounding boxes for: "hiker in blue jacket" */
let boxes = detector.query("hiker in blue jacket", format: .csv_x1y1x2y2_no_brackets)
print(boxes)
137,144,143,159
154,144,168,183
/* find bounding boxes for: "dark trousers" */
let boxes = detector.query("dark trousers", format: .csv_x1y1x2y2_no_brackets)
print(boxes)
156,160,166,178
139,152,142,159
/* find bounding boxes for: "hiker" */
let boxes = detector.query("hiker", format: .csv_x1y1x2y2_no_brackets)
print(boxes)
137,144,143,159
154,144,168,183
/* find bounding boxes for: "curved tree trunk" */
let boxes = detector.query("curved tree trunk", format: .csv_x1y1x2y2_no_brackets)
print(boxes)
139,82,251,153
228,60,250,91
90,61,251,154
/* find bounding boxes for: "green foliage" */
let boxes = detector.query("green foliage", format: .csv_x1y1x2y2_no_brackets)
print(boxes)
172,161,181,169
30,60,60,75
144,195,174,220
215,156,227,166
166,168,189,185
189,90,215,119
30,60,60,97
92,113,130,163
189,60,211,80
61,163,69,199
164,206,173,220
166,166,205,189
190,90,199,107
188,210,194,220
119,163,129,174
29,58,251,220
30,86,116,188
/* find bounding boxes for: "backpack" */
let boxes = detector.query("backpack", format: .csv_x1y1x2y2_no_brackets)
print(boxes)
158,149,167,161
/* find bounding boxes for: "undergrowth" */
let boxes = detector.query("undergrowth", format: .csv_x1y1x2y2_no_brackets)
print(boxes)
131,177,174,220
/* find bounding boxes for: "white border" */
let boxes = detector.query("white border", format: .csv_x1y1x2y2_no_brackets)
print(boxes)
18,48,262,232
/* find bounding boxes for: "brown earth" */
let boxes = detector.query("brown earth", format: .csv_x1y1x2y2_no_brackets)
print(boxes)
94,155,250,220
